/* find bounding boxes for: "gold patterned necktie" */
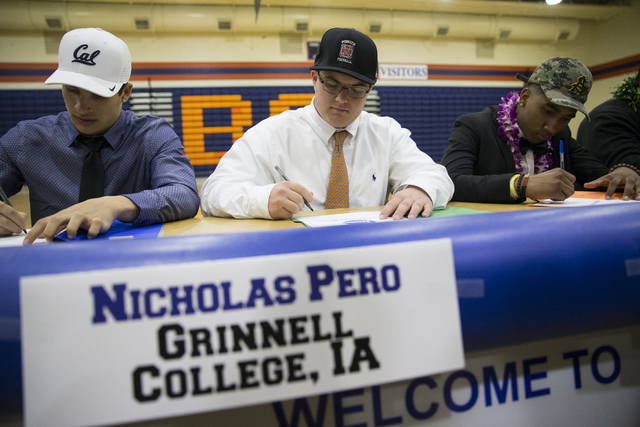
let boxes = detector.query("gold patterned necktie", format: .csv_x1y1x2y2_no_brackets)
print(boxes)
325,130,349,209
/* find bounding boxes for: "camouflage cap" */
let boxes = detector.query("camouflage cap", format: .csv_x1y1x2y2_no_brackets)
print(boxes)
516,57,592,118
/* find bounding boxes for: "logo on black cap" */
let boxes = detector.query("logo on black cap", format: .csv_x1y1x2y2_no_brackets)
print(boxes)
72,44,100,66
338,40,355,64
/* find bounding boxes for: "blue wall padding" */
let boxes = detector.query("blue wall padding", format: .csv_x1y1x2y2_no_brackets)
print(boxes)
377,86,519,162
0,86,518,176
1,203,640,412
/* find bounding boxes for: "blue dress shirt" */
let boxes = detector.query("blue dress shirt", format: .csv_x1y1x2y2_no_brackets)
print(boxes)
0,110,200,225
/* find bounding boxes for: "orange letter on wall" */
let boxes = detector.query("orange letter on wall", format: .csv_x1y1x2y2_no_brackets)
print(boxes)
269,93,314,116
181,95,252,167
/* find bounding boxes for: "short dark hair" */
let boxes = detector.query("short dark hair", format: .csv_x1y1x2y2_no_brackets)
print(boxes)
118,83,128,95
526,82,544,96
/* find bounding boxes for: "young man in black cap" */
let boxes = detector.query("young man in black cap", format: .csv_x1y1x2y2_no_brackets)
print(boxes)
201,27,453,219
441,57,640,203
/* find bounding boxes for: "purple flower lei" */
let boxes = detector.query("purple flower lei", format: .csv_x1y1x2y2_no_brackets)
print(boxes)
497,91,553,174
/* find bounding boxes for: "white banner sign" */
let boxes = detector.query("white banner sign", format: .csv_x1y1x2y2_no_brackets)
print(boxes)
378,64,428,80
21,239,463,427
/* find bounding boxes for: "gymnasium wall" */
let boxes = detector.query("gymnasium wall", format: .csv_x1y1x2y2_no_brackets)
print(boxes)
1,1,638,177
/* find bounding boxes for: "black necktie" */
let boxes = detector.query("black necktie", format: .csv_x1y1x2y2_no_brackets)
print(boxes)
519,137,549,156
78,135,107,203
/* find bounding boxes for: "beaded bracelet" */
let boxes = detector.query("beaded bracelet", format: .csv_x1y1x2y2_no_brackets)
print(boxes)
515,174,524,196
509,174,519,199
609,163,640,175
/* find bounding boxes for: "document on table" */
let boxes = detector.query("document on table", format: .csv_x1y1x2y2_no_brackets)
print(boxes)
531,197,640,207
293,211,403,227
0,231,49,247
294,207,489,227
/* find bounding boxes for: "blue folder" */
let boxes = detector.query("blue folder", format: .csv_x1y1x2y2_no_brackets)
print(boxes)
54,220,162,242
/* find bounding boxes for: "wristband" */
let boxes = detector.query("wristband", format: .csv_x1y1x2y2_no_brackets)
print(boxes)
509,174,519,199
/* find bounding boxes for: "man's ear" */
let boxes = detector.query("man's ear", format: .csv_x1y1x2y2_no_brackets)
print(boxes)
121,83,133,103
519,87,530,106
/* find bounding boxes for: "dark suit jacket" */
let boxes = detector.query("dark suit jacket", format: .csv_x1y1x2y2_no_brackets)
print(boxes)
577,98,640,169
441,105,609,203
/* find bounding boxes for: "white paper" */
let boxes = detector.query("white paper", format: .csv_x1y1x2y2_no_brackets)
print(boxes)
295,211,407,227
0,231,49,247
531,197,639,207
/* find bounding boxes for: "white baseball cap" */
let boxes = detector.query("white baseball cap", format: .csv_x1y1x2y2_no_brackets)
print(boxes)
46,28,131,98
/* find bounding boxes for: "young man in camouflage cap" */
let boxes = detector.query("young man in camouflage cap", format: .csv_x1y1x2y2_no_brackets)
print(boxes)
441,57,640,203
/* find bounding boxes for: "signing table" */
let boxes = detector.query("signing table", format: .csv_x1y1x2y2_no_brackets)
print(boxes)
1,199,639,427
160,201,535,236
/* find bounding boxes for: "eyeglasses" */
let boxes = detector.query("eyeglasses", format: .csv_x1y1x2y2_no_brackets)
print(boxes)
318,74,371,99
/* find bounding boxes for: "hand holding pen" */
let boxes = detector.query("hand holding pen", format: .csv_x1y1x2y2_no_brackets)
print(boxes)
519,139,576,202
0,185,28,235
274,166,314,212
269,165,314,219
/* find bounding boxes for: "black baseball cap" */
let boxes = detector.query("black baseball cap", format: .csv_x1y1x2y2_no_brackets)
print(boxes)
310,28,378,85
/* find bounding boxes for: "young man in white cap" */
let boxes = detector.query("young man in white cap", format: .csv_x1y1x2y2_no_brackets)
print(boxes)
200,27,453,220
441,57,640,203
0,28,200,243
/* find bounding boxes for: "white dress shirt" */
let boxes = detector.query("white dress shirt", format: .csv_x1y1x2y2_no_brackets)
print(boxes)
200,99,454,219
518,128,535,175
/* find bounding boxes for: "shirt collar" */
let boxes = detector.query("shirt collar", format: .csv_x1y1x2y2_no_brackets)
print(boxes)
67,110,125,150
102,111,126,151
308,97,362,146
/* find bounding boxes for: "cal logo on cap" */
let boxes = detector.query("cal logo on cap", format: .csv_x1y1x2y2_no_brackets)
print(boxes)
72,44,101,66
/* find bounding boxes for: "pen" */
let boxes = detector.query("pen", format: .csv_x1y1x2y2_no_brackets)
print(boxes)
274,165,314,211
0,185,28,234
559,140,565,170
